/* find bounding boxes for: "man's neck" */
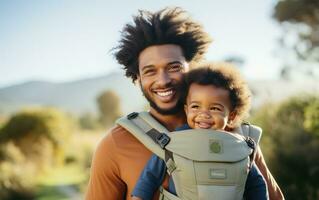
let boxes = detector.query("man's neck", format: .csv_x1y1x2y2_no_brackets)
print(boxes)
149,108,186,131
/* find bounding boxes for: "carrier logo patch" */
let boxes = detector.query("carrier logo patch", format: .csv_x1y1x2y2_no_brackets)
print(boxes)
209,139,223,153
210,168,227,179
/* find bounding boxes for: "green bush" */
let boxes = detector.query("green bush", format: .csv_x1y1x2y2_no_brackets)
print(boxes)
0,107,74,199
78,112,100,130
304,100,319,136
250,95,319,200
0,142,36,200
0,107,72,145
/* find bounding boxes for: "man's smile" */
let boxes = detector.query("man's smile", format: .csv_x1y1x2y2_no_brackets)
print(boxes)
152,88,176,102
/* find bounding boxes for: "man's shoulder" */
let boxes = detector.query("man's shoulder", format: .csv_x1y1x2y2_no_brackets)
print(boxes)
107,124,130,138
99,124,142,148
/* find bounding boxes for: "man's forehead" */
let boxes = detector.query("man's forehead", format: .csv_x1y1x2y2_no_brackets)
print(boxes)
138,44,187,68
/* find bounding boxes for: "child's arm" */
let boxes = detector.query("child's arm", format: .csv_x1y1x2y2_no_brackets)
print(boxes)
131,154,167,200
243,163,269,200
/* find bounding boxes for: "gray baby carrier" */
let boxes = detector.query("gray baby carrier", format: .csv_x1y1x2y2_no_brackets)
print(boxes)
116,112,262,200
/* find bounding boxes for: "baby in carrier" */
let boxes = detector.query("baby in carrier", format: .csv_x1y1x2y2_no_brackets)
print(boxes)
132,62,268,200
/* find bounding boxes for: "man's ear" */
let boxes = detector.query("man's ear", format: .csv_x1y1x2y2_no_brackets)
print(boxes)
135,75,141,85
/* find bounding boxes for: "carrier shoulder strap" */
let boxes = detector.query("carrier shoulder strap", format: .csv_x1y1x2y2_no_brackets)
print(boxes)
240,122,262,166
116,112,177,174
116,112,170,160
240,122,262,145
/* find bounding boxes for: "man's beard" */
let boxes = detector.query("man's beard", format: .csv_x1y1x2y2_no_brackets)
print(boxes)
139,82,184,115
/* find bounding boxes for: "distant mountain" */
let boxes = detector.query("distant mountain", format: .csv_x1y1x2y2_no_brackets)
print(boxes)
248,79,319,108
0,73,317,115
0,72,147,115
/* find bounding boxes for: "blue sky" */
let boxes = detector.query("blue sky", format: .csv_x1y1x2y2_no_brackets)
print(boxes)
0,0,283,88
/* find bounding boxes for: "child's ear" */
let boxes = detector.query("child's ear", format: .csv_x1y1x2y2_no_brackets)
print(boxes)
227,111,237,127
184,104,188,115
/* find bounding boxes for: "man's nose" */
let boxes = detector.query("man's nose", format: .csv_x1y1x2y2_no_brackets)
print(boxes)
156,71,172,87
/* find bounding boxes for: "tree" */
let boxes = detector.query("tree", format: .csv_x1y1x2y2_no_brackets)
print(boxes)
273,0,319,79
274,0,319,60
78,112,100,130
223,55,245,67
96,90,122,127
250,95,319,199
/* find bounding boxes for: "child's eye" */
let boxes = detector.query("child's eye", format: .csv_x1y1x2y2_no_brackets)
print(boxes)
191,105,199,109
210,106,221,111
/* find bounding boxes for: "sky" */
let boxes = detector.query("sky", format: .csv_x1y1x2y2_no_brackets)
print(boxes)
0,0,283,88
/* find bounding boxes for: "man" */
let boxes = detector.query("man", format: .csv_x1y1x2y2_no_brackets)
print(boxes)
85,7,284,200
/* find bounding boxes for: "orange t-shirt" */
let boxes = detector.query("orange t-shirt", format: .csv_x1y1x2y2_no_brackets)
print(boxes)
85,125,166,200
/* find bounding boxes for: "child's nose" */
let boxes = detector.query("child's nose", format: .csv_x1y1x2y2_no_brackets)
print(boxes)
198,110,211,119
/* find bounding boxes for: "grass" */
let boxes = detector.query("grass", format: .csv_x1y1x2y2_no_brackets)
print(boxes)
37,164,87,186
35,164,88,200
35,185,69,200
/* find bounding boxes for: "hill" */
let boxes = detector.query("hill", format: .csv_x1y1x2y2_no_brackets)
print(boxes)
0,73,317,115
0,72,146,115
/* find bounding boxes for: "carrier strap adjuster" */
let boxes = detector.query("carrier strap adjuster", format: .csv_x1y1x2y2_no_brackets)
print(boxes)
245,136,256,170
245,137,255,150
156,133,171,149
127,112,139,120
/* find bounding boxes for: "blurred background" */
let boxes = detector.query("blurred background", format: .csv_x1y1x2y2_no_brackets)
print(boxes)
0,0,318,199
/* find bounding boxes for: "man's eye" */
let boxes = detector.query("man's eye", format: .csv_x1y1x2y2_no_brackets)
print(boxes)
168,64,183,72
143,69,155,75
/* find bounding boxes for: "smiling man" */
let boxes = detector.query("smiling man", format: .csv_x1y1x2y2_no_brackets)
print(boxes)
138,44,189,124
85,7,284,200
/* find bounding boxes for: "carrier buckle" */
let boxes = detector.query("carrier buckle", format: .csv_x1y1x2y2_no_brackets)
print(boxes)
245,137,255,150
156,133,170,148
127,112,139,120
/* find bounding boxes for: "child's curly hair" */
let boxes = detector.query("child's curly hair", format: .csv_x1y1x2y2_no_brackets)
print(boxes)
182,62,252,128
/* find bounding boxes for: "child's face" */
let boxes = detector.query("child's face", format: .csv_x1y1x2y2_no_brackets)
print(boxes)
184,83,235,130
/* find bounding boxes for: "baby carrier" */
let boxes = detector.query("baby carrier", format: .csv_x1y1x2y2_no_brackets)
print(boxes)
116,112,262,200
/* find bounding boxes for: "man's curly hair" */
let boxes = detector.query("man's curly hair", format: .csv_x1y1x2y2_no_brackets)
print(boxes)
182,62,252,128
114,7,212,82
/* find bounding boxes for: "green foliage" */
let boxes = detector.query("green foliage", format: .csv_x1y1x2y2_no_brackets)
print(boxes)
0,107,72,146
96,90,122,127
35,185,69,200
304,99,319,135
274,0,319,61
250,95,319,200
78,112,100,130
0,142,36,200
0,107,75,199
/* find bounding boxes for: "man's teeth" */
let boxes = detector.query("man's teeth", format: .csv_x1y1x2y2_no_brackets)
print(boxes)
157,90,173,97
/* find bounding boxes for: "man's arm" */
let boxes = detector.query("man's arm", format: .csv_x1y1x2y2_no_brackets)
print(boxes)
255,146,285,200
85,131,126,200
